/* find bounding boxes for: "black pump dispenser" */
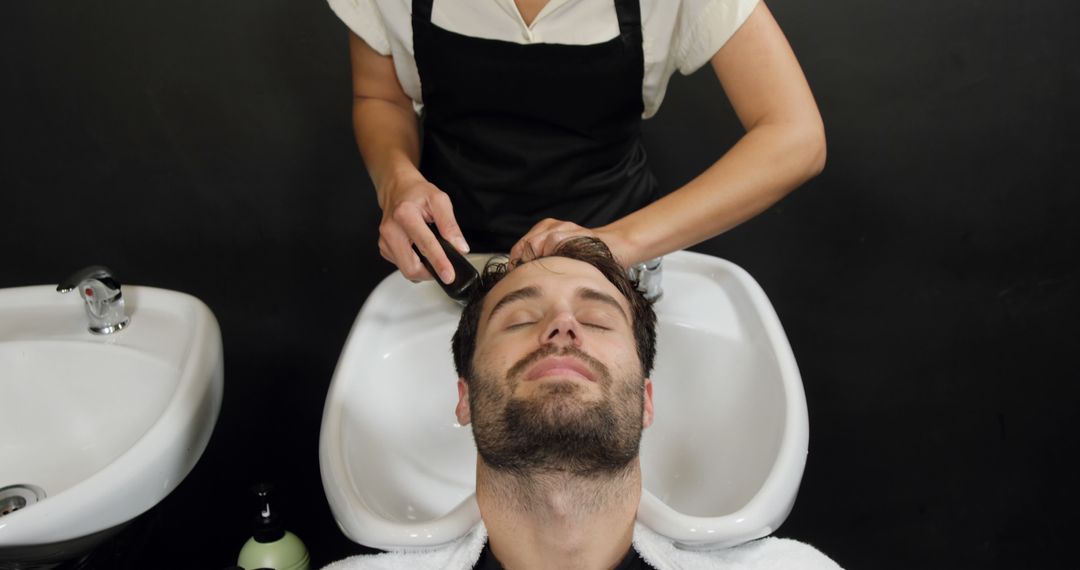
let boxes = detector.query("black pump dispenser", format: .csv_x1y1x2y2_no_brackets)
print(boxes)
237,483,310,569
250,483,284,544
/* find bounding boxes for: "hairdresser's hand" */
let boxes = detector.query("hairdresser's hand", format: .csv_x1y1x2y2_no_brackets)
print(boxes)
509,218,632,268
378,173,469,283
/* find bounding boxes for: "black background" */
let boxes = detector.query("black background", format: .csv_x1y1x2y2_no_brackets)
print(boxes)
2,1,1078,568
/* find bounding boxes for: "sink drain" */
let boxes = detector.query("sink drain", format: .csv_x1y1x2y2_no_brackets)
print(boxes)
0,484,46,517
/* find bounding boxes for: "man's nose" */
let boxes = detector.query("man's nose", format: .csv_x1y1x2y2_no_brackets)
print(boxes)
541,311,582,348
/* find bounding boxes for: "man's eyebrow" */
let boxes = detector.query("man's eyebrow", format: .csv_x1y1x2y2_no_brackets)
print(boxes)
486,286,541,323
577,287,629,323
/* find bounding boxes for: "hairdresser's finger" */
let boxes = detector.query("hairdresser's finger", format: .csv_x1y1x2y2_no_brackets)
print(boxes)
510,218,555,262
429,192,470,254
402,214,454,284
383,211,434,281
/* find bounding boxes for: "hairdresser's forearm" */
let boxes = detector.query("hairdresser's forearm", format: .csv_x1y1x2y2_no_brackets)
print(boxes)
353,97,423,210
599,120,825,266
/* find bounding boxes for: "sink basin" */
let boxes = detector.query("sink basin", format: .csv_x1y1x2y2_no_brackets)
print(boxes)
320,250,808,550
0,285,223,566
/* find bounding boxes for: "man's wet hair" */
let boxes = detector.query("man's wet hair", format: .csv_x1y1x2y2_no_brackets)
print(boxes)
451,237,657,383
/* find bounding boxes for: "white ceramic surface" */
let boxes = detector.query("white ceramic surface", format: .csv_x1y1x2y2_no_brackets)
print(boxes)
0,285,223,551
320,250,807,550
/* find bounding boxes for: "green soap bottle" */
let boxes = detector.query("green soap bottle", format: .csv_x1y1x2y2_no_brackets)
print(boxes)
237,483,310,570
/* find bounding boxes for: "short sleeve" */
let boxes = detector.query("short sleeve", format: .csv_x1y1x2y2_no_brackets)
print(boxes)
327,0,392,55
673,0,759,75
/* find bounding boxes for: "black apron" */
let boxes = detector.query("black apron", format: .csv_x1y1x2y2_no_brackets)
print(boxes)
412,0,660,252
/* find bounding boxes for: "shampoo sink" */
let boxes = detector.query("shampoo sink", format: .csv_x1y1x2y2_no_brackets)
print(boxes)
0,284,223,567
320,251,808,550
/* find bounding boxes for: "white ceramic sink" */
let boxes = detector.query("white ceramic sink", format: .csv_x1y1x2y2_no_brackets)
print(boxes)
0,284,223,565
320,250,808,550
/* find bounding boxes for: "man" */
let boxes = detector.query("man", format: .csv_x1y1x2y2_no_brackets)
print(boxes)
324,237,840,569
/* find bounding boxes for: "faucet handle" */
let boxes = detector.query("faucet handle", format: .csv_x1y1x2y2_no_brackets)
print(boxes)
57,265,121,295
57,265,129,334
629,257,663,302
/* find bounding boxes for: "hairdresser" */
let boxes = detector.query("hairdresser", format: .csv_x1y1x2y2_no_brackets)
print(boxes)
329,0,825,284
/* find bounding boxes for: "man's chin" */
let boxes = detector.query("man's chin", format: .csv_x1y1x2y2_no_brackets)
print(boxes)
509,386,602,430
518,377,599,401
524,380,591,404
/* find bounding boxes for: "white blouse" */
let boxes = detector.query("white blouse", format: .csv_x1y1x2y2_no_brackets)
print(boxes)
327,0,759,118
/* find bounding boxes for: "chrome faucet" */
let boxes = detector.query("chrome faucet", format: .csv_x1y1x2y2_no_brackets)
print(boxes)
629,257,663,302
57,265,130,334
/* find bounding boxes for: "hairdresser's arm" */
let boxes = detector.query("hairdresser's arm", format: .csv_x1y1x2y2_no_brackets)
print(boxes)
350,32,468,283
510,2,826,267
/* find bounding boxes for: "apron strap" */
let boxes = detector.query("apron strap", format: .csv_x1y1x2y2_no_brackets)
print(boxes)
614,0,642,37
412,0,433,23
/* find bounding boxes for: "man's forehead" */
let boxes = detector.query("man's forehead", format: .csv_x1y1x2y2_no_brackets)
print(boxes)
482,257,628,315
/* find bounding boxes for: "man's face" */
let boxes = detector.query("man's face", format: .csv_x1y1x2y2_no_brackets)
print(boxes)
456,257,654,476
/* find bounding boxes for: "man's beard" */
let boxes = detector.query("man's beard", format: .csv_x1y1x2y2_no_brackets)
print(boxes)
468,344,644,478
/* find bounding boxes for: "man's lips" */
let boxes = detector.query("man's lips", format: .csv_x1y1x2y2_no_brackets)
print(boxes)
525,356,596,382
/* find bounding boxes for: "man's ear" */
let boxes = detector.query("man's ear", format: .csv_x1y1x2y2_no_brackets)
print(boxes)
642,378,654,429
456,378,471,425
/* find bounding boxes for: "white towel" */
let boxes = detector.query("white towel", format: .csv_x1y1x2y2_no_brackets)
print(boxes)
632,524,842,570
321,523,843,570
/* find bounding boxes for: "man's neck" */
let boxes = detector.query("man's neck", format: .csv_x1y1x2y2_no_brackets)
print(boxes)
477,461,641,570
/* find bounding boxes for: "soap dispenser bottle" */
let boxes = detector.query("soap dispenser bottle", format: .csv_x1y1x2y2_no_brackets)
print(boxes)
237,483,310,570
